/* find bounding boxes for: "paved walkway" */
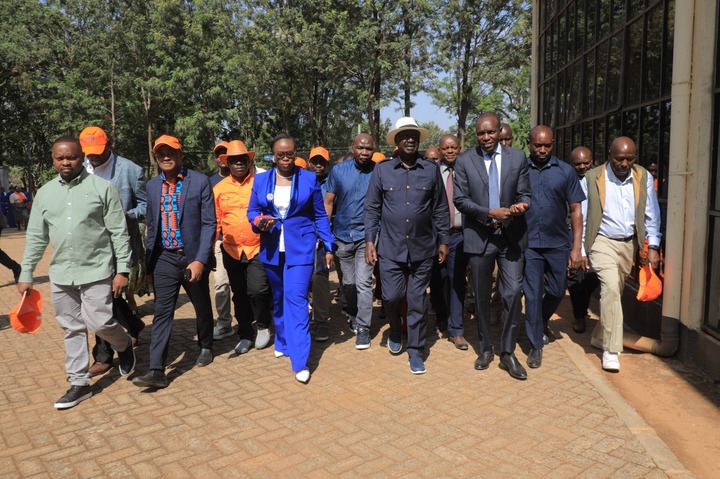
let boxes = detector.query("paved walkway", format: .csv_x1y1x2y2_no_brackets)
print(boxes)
0,229,694,478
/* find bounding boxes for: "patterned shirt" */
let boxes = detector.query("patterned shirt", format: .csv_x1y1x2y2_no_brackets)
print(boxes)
160,169,185,250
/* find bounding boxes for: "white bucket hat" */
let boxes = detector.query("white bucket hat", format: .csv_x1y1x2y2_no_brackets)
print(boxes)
385,116,430,145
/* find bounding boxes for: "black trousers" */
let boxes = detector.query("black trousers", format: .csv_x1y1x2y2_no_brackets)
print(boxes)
468,233,524,355
221,246,272,340
567,267,600,320
92,296,146,364
148,249,213,371
380,256,434,358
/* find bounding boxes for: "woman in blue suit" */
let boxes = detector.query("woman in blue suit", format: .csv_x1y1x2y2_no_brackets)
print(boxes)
248,134,334,383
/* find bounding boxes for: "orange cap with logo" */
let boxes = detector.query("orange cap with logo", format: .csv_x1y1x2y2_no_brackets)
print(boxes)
636,265,662,302
79,126,109,156
9,289,43,334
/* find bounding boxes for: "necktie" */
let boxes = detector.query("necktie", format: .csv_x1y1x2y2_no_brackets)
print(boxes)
446,167,455,228
488,152,500,211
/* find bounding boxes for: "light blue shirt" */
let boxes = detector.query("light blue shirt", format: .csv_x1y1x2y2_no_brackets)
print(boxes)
595,164,661,247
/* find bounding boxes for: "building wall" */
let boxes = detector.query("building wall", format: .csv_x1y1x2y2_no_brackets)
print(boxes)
532,0,720,378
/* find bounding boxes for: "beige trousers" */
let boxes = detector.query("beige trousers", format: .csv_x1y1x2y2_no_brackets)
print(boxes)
589,235,636,353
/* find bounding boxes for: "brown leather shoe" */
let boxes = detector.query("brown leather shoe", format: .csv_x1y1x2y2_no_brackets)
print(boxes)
88,362,111,377
450,335,469,351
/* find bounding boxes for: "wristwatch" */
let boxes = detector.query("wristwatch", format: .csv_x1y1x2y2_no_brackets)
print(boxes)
648,245,660,251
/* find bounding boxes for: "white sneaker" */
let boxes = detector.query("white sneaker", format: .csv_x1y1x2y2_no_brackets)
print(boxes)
255,328,271,350
602,351,620,371
590,336,604,350
295,369,310,383
213,324,234,340
274,350,286,358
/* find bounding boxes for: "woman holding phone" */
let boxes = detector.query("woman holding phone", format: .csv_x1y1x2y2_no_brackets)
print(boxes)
248,134,335,383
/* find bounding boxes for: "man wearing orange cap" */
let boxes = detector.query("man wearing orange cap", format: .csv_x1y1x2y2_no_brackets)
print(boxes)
132,135,217,389
584,136,661,372
213,140,273,355
308,147,332,341
18,136,136,409
79,126,148,377
208,141,234,341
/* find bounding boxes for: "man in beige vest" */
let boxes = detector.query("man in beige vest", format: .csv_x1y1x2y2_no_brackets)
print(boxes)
584,137,661,372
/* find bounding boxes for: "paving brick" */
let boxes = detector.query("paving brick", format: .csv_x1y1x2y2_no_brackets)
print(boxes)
0,231,693,478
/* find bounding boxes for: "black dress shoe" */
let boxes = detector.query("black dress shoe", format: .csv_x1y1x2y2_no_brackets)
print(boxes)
499,353,527,380
527,348,542,369
132,370,168,388
196,348,213,367
474,351,494,370
450,335,469,351
572,317,587,333
543,327,557,344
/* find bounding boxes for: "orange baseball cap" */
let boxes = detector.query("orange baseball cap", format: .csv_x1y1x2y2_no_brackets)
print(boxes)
79,126,109,156
9,289,43,334
153,135,182,153
372,151,386,163
213,141,229,154
295,157,307,169
636,265,662,302
309,147,330,163
218,140,256,166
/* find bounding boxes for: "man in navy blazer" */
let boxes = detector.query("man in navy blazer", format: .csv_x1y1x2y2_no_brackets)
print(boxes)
453,112,531,380
132,135,217,389
79,126,148,377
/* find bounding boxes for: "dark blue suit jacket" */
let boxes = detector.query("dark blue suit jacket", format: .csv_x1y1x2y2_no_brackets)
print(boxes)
248,167,334,266
145,168,216,273
453,145,531,254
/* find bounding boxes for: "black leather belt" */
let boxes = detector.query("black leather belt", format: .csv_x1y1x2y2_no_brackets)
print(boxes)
450,227,463,234
164,248,185,255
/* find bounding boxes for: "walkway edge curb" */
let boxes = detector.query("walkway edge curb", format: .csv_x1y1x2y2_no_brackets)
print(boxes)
557,337,694,477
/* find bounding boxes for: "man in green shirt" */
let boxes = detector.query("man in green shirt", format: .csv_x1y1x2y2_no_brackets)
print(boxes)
17,136,136,409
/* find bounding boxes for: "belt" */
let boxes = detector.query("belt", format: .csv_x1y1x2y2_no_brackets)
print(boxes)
164,248,185,255
602,234,635,242
450,227,463,234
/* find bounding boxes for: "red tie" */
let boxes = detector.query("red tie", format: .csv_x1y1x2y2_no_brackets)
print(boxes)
446,167,455,228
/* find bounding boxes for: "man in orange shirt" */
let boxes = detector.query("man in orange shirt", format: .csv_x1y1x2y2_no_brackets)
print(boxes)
214,140,273,355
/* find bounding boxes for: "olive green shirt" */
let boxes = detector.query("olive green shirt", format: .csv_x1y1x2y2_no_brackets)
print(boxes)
20,170,131,286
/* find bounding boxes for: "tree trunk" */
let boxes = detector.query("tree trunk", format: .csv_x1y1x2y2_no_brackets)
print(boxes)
110,69,117,149
142,86,156,177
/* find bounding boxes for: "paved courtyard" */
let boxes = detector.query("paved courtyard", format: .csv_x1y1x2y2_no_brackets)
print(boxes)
0,230,693,478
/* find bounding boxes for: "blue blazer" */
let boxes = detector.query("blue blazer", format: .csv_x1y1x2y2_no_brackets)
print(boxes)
145,168,216,273
248,167,334,267
453,145,532,254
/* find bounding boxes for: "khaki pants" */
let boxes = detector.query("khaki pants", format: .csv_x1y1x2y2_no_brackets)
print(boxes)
589,235,636,353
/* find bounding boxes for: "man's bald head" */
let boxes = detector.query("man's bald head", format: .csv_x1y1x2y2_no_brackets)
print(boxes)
570,146,593,177
608,136,637,181
439,134,460,165
528,125,554,164
425,147,440,162
499,123,513,147
352,133,374,167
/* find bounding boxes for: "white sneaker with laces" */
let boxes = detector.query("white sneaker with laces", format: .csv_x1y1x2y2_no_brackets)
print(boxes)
602,351,620,371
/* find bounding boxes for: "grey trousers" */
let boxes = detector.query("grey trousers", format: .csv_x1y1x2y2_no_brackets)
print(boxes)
213,239,233,328
51,278,131,386
336,239,375,329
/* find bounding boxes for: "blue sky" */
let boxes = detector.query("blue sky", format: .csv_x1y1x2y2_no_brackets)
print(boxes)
381,91,457,131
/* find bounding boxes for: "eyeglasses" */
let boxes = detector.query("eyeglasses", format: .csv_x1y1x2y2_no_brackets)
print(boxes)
274,151,296,159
